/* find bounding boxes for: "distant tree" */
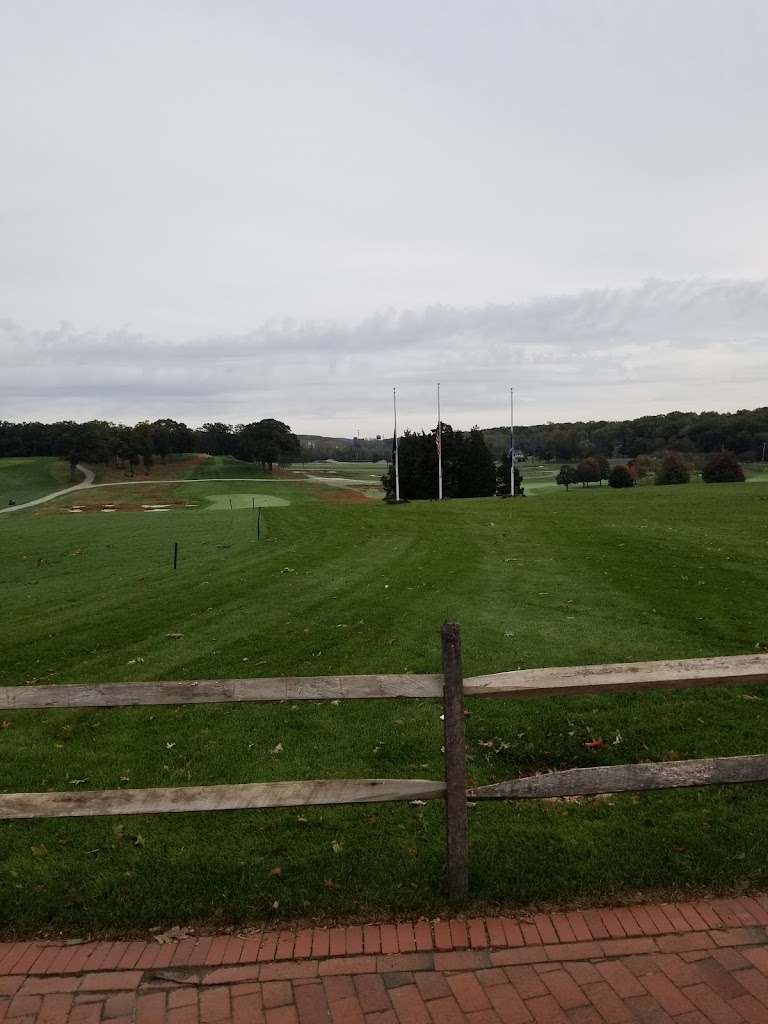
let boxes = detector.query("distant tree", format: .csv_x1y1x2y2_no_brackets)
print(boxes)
238,419,301,472
701,450,746,483
455,427,497,498
595,454,610,485
655,451,690,485
556,465,579,491
496,463,523,496
632,454,655,481
608,464,635,488
382,424,495,501
575,457,601,487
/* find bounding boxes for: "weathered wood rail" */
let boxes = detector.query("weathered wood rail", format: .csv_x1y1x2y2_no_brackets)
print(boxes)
2,626,767,898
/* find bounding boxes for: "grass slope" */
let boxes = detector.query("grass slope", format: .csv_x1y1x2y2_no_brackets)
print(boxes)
1,482,767,936
0,458,71,506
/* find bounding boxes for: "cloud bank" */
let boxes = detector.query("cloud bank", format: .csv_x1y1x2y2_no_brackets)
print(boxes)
3,278,767,435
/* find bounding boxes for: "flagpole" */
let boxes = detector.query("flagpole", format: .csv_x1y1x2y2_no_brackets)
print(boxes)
437,382,443,500
510,387,515,495
393,388,400,502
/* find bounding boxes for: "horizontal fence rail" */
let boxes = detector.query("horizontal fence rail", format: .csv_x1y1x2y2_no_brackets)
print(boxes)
2,654,767,711
2,625,767,898
0,779,447,821
469,755,768,801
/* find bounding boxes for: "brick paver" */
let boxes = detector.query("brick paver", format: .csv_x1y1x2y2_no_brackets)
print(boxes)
0,897,765,1022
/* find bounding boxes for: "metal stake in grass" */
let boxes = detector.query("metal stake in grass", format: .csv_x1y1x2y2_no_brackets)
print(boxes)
173,542,178,570
257,506,262,540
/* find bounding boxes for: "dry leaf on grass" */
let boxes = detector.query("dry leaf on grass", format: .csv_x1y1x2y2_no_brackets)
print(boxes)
154,925,194,944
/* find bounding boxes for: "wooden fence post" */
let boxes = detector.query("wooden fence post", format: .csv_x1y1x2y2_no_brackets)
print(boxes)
441,618,468,898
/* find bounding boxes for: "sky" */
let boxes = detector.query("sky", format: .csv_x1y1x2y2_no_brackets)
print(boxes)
2,0,768,437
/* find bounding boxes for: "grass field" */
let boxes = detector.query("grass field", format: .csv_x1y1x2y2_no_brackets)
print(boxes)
1,478,768,937
0,457,71,506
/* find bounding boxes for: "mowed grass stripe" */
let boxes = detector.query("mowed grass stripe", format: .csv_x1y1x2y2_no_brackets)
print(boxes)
0,481,767,934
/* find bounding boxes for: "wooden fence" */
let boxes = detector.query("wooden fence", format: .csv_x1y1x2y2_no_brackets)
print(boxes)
2,621,768,897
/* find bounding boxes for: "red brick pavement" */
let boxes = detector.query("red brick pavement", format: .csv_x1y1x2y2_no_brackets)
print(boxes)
1,896,767,1022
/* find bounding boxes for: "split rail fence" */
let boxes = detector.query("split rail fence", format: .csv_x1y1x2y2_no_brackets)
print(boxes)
2,620,768,896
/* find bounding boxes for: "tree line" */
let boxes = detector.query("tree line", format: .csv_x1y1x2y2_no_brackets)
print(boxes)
482,406,768,463
0,418,301,479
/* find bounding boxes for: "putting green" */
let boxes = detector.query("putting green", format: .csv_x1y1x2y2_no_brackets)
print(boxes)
205,493,291,510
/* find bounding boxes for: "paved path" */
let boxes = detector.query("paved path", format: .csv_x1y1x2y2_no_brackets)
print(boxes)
2,897,767,1022
0,465,95,515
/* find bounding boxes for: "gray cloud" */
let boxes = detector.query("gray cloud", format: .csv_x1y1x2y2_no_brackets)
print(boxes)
2,278,767,434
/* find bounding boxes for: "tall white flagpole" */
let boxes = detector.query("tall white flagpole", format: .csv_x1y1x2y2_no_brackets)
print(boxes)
437,382,443,500
510,387,514,495
393,388,400,502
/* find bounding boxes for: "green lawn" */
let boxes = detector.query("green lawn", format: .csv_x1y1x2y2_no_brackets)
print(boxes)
0,457,71,506
1,480,768,937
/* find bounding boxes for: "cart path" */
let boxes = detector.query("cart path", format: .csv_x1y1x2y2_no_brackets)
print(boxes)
1,896,766,1022
0,464,95,515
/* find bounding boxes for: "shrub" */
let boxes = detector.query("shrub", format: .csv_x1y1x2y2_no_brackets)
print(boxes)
701,450,746,483
608,464,635,488
655,451,690,485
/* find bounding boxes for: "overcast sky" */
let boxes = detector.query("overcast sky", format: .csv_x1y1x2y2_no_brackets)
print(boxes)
2,0,768,436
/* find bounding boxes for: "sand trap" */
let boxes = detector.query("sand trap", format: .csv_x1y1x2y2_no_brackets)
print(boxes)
101,508,116,512
142,504,171,509
144,508,170,512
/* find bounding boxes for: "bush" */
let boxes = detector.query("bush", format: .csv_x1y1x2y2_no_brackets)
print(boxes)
608,464,635,488
701,450,746,483
655,451,690,485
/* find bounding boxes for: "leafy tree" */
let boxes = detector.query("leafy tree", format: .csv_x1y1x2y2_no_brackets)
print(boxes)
632,454,654,481
575,457,601,487
496,463,523,495
238,419,301,472
701,450,746,483
595,454,610,484
608,464,635,488
655,451,690,485
556,465,579,491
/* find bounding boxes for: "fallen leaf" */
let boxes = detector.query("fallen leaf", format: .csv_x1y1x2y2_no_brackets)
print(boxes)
154,925,194,944
271,743,284,754
584,739,610,750
331,839,343,854
409,800,426,807
166,633,184,639
323,879,336,887
268,866,284,877
0,721,10,729
69,778,88,785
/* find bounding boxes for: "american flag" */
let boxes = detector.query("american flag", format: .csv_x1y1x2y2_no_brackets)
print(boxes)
436,427,441,459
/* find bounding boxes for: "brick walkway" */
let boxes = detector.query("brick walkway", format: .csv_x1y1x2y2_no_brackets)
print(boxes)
1,897,767,1022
